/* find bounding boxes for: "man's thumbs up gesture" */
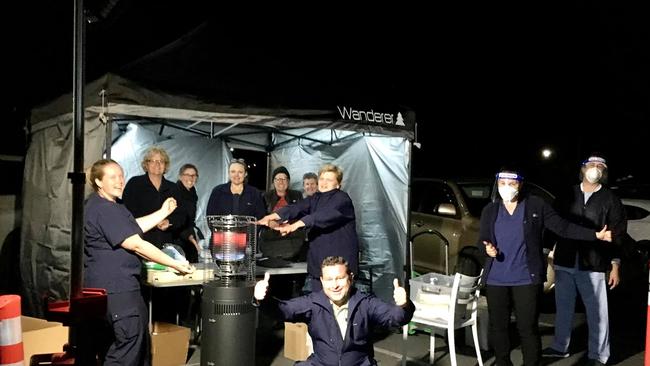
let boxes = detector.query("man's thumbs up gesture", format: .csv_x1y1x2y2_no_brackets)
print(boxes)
393,278,407,306
255,272,271,301
596,225,612,242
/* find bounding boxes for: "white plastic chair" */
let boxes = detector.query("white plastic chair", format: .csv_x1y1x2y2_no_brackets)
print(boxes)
402,272,483,366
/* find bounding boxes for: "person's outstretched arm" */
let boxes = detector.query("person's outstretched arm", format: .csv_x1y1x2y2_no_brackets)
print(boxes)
135,197,177,233
369,279,415,328
253,272,312,323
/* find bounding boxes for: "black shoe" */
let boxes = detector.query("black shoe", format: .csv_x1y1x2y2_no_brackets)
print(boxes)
541,347,569,358
586,359,606,366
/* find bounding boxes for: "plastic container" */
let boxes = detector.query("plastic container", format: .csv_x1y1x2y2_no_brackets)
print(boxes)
162,243,187,262
410,272,454,299
409,272,474,322
145,261,167,271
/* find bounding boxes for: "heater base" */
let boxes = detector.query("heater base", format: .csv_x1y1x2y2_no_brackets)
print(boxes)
201,281,256,366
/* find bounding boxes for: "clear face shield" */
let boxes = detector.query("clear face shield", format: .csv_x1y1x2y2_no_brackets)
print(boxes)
492,171,524,203
581,156,608,184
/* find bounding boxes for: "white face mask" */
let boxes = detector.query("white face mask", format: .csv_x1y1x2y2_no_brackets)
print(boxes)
498,185,519,202
585,167,602,184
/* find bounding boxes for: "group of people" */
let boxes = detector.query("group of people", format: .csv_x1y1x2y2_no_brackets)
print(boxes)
83,147,406,365
479,155,625,366
81,146,625,366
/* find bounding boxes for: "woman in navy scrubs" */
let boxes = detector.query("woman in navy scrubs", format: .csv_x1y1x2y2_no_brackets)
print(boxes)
205,158,266,219
83,159,194,365
257,163,359,293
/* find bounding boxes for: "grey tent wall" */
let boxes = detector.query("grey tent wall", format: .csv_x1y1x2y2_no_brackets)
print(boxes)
270,133,409,301
20,113,107,316
110,122,231,241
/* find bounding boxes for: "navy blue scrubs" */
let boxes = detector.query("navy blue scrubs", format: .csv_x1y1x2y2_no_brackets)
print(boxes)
83,192,150,366
205,182,266,219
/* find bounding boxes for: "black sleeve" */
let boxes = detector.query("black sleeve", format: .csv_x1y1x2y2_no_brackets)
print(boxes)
608,194,627,247
254,190,267,220
477,204,493,257
122,177,140,216
165,183,185,228
542,200,596,241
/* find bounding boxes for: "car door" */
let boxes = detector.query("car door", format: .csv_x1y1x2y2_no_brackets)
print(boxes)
410,180,464,274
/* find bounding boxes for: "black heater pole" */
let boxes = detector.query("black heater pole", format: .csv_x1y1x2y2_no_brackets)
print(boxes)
67,0,86,360
70,0,86,306
35,3,106,365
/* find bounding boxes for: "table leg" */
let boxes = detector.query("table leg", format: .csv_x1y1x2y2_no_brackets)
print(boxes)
149,287,153,332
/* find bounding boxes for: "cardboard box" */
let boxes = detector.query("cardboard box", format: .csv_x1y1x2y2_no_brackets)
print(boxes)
150,322,191,366
21,316,69,362
283,322,313,361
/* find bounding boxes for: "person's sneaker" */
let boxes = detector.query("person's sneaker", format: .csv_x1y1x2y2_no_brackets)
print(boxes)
541,347,570,358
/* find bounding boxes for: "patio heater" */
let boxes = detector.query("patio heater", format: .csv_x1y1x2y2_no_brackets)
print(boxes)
201,215,257,366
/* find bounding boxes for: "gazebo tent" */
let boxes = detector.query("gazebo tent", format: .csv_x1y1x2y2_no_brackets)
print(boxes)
22,24,416,316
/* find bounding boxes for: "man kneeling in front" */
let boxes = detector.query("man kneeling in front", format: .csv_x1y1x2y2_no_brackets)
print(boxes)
254,256,415,366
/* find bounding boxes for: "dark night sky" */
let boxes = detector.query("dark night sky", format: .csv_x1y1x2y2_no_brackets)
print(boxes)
1,2,648,195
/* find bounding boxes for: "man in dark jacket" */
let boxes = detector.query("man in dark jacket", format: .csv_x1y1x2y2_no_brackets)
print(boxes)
543,156,626,366
254,256,415,366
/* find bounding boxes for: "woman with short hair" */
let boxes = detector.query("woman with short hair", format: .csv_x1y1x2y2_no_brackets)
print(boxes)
206,158,266,219
258,163,359,292
122,146,180,248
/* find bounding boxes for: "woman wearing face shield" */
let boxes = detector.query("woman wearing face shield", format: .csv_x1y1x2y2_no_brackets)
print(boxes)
478,168,613,366
542,155,626,366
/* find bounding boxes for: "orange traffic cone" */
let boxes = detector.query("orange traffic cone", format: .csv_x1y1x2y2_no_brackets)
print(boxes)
0,295,23,366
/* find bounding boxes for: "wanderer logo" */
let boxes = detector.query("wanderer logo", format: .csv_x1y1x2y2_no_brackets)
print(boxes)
336,106,406,126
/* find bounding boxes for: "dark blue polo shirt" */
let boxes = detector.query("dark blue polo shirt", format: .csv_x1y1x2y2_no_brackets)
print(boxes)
205,183,266,219
486,201,532,286
84,193,143,293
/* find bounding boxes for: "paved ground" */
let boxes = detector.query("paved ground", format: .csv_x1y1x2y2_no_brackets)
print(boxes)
185,270,647,365
185,319,645,365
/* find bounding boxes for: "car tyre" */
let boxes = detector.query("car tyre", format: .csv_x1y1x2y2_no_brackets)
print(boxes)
454,246,483,277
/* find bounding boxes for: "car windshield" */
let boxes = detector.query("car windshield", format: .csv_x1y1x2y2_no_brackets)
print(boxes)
457,182,492,217
457,181,555,217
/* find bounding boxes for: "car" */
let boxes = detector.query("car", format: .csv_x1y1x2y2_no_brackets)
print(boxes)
622,198,650,242
609,183,650,279
409,178,556,290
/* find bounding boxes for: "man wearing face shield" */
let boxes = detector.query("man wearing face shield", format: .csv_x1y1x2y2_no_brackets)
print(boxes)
478,168,613,366
542,156,626,366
